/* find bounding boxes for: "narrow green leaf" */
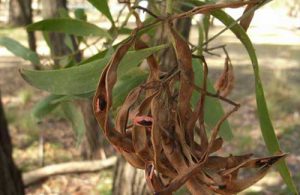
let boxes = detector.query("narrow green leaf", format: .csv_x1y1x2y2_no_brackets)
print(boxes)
87,0,114,24
32,95,62,119
203,14,210,43
21,44,167,95
192,59,233,140
197,22,204,55
42,32,53,52
212,9,297,195
27,18,112,39
0,37,40,65
186,1,297,193
79,21,161,64
79,46,112,65
79,36,140,65
61,101,85,142
113,68,147,108
34,96,87,142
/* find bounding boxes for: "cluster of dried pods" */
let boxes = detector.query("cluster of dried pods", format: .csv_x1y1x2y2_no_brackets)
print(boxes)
93,1,285,195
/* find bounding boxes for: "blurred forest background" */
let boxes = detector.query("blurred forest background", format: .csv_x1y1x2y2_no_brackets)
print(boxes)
0,0,300,194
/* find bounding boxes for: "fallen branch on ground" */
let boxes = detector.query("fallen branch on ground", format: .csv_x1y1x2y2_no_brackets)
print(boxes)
22,156,117,186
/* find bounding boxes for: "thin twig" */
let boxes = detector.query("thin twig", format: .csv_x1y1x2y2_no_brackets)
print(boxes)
131,6,162,19
203,0,269,46
207,103,239,152
171,0,261,20
206,44,226,51
193,83,240,108
187,56,239,106
115,4,127,25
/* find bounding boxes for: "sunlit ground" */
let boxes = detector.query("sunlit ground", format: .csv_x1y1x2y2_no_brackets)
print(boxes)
0,1,299,194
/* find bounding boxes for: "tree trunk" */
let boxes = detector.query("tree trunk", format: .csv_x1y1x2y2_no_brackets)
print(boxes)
112,3,192,194
0,92,25,195
22,0,37,54
8,0,29,26
41,0,103,159
41,0,71,66
79,101,106,160
8,0,38,68
112,156,149,195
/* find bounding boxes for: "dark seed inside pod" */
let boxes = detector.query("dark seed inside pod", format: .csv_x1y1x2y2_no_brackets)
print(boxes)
98,97,107,111
137,120,153,127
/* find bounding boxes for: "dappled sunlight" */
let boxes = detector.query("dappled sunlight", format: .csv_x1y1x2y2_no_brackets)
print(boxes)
217,6,300,45
243,172,283,194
